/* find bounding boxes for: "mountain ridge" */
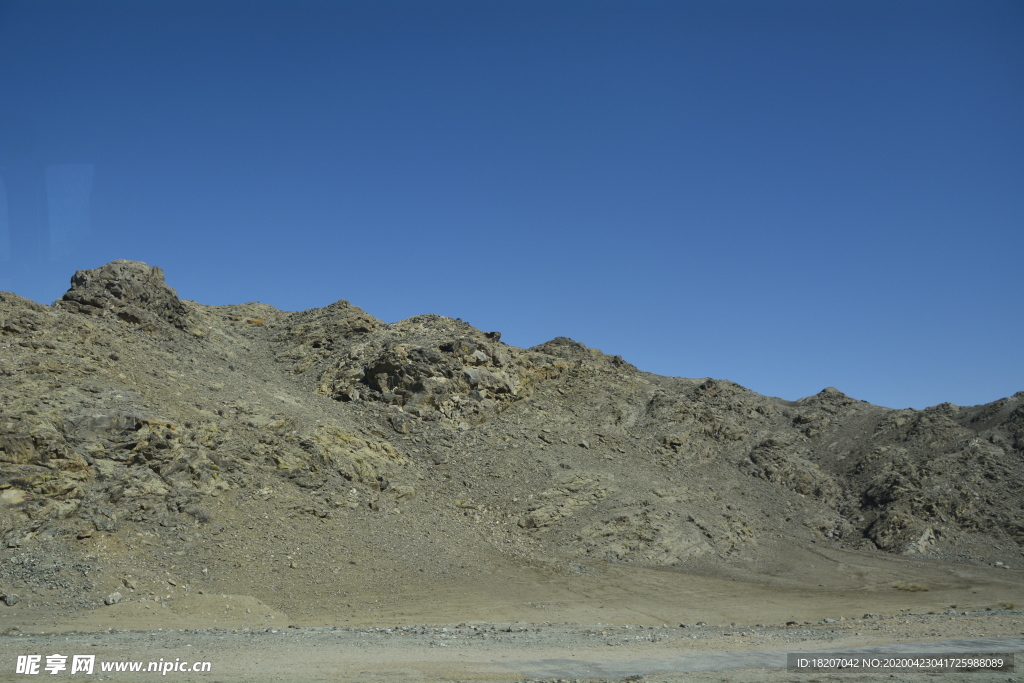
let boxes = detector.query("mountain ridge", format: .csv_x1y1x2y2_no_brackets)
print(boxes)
1,259,1021,627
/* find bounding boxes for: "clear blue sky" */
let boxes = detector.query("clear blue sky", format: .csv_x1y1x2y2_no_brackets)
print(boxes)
1,0,1021,410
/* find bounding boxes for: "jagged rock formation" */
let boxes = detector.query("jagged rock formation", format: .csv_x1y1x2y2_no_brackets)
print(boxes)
0,261,1021,616
273,305,625,429
54,260,194,331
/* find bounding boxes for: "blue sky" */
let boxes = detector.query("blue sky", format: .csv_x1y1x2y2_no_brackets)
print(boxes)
1,0,1021,410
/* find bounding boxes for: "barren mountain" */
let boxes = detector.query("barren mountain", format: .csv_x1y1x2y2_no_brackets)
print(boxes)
1,260,1021,672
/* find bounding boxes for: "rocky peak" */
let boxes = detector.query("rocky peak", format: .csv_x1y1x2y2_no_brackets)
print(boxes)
54,259,192,330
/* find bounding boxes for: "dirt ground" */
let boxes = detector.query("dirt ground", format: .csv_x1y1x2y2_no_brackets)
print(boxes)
2,549,1022,682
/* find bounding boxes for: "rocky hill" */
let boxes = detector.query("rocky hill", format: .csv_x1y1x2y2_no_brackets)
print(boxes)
0,260,1021,621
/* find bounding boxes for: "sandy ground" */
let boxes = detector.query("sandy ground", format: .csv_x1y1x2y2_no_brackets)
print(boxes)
1,621,1021,682
2,551,1022,682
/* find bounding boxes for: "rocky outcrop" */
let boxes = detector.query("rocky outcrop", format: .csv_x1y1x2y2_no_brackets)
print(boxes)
275,310,621,427
744,438,842,504
316,329,523,425
273,300,382,374
519,475,610,529
0,292,50,336
54,260,193,330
